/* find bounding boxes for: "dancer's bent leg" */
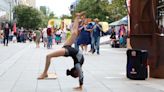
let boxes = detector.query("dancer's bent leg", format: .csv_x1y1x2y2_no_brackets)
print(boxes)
38,48,66,79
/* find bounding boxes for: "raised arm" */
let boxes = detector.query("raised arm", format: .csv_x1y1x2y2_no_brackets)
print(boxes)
64,12,85,46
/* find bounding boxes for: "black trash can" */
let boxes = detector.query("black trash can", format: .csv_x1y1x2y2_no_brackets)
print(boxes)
126,49,148,80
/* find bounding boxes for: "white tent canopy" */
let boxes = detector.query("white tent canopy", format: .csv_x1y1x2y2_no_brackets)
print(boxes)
109,16,128,26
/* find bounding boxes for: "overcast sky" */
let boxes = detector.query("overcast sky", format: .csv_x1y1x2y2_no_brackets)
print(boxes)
36,0,76,17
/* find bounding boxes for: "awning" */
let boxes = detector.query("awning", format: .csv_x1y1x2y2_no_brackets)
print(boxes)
109,16,128,26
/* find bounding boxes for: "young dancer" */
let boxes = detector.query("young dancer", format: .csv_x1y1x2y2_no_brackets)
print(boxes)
38,12,85,90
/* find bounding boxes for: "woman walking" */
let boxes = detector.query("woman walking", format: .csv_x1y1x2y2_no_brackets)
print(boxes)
77,19,91,54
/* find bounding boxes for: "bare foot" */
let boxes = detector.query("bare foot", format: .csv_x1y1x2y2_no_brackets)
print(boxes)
37,73,48,79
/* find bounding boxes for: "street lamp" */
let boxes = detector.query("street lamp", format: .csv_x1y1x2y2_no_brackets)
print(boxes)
8,0,12,26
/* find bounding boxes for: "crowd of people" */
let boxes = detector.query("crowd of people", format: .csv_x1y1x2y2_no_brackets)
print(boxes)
73,17,103,55
0,17,104,55
109,25,127,48
0,23,69,48
0,15,128,51
0,23,34,46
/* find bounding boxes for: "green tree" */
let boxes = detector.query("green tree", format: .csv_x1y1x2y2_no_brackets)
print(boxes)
74,0,127,23
13,5,43,30
74,0,110,21
49,12,55,18
60,14,72,19
107,0,127,22
40,14,48,28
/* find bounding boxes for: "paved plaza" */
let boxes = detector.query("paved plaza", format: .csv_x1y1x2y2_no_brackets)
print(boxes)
0,42,164,92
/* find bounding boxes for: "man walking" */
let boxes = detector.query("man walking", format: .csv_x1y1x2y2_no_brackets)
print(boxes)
3,23,10,46
92,18,102,55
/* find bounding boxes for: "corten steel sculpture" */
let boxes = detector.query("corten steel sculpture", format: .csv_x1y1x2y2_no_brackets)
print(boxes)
130,0,164,78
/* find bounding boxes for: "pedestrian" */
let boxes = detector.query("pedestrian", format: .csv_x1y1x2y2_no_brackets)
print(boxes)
28,31,33,42
55,28,62,44
47,26,53,49
118,24,126,39
0,24,2,44
119,35,124,47
118,25,127,47
42,28,48,47
38,12,85,90
3,23,10,46
0,30,3,44
12,32,17,43
159,25,164,34
35,28,42,48
88,21,94,53
77,19,92,54
91,18,102,55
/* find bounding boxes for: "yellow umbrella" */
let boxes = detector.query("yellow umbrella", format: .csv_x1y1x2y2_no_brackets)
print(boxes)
48,19,55,27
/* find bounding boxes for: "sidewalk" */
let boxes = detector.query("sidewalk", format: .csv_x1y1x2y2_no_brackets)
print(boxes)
0,42,164,92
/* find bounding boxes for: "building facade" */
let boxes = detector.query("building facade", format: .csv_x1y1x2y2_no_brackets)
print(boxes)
0,0,18,22
18,0,26,5
70,0,79,14
26,0,36,8
0,0,36,23
18,0,36,8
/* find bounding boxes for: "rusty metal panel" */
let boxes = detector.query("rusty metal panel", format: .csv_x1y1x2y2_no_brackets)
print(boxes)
130,0,164,78
130,0,156,35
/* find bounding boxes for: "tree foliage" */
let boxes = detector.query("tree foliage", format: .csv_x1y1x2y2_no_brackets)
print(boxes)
75,0,110,21
107,0,127,22
13,5,43,29
39,6,59,27
74,0,127,23
48,12,54,18
60,14,72,19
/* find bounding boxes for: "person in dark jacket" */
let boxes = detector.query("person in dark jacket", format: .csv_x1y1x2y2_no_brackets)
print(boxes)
91,18,102,55
3,23,10,46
